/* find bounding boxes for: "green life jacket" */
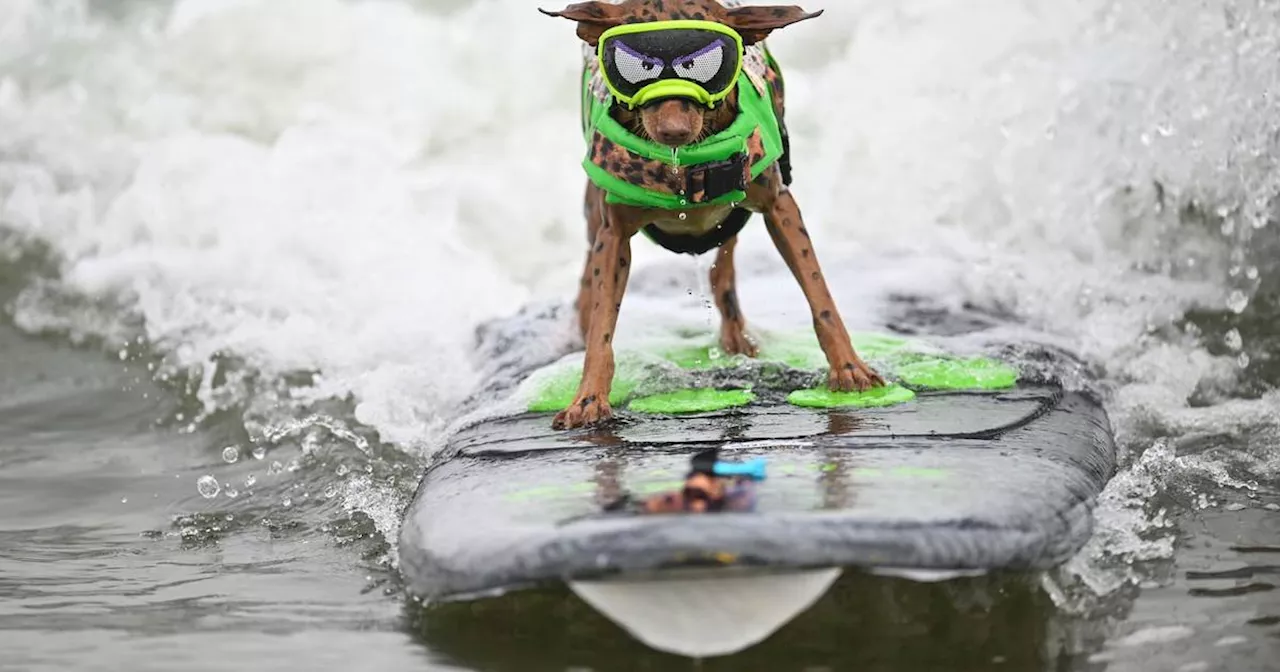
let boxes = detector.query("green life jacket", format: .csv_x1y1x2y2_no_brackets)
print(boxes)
579,64,785,210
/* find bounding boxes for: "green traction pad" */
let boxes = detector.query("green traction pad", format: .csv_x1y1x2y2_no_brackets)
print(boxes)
524,330,1018,415
895,356,1019,390
787,384,917,409
627,388,757,414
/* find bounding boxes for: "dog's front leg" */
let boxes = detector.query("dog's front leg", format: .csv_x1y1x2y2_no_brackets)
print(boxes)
758,184,885,392
710,235,759,357
554,205,635,430
575,182,606,344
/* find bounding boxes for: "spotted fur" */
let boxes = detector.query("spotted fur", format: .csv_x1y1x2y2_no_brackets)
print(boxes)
586,130,684,196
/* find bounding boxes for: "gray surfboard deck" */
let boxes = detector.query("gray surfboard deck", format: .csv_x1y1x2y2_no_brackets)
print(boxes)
398,379,1117,603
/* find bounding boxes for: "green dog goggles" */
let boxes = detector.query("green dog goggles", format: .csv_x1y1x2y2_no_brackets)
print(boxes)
597,20,745,109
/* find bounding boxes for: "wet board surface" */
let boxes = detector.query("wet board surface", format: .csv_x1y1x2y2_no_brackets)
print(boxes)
397,330,1117,602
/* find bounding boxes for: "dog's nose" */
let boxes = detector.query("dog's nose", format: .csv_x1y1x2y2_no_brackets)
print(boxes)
655,127,697,146
646,98,702,147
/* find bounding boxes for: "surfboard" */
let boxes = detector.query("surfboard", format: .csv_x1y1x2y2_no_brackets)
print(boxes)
398,326,1117,656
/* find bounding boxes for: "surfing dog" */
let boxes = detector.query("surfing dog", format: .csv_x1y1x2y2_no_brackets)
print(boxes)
542,0,885,429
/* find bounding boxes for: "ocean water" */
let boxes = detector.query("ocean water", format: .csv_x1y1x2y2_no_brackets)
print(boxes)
1,0,1278,670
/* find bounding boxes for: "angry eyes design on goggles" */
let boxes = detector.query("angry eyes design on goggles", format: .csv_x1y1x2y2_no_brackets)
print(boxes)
597,20,745,109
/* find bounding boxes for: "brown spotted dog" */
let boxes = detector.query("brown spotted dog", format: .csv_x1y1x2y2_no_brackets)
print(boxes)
542,0,886,430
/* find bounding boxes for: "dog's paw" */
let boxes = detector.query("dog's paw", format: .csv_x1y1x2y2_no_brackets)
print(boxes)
552,394,614,430
828,360,887,392
719,326,759,358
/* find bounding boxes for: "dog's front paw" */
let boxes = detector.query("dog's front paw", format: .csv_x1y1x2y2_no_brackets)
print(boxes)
719,326,759,358
552,394,614,430
828,359,887,392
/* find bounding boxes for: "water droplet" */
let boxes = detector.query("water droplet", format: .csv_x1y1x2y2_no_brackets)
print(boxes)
1226,290,1249,314
282,497,292,508
336,464,350,477
1196,493,1211,509
301,431,321,456
679,212,687,220
324,485,338,499
197,475,220,499
118,348,128,361
268,461,284,475
1237,352,1251,369
225,514,234,522
1220,218,1236,236
221,446,239,463
1225,503,1247,511
1246,266,1259,280
224,486,239,499
245,474,257,487
252,446,266,460
121,497,128,504
1224,328,1243,351
286,459,301,472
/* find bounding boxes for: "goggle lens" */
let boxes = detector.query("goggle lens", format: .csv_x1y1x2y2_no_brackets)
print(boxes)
598,22,743,107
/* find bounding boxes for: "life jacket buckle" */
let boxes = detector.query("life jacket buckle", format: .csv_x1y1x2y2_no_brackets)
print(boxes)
685,152,748,204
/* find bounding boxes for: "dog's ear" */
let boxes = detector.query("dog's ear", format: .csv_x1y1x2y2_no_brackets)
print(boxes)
723,5,823,45
539,2,628,46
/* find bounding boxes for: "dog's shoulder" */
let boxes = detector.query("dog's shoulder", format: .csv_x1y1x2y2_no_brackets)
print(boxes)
582,44,612,105
741,43,770,98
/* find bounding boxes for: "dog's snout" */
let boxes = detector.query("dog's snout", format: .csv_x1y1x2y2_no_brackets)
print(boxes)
655,126,696,145
641,98,704,147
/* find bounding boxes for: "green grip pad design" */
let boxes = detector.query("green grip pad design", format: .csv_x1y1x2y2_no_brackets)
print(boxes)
786,384,917,409
660,331,913,371
627,388,757,414
523,329,1019,413
893,356,1018,391
525,357,646,413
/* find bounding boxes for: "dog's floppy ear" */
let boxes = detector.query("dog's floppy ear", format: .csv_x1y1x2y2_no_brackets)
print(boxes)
539,2,627,46
723,5,823,45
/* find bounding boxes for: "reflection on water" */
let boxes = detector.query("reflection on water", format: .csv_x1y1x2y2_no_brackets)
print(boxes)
411,570,1079,672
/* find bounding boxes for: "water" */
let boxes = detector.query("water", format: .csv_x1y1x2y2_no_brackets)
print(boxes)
1,0,1279,669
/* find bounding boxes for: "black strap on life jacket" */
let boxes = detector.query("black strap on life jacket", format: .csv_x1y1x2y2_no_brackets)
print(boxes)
641,207,753,256
638,118,793,256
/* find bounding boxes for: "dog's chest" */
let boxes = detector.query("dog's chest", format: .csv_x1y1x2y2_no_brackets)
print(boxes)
642,203,738,235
